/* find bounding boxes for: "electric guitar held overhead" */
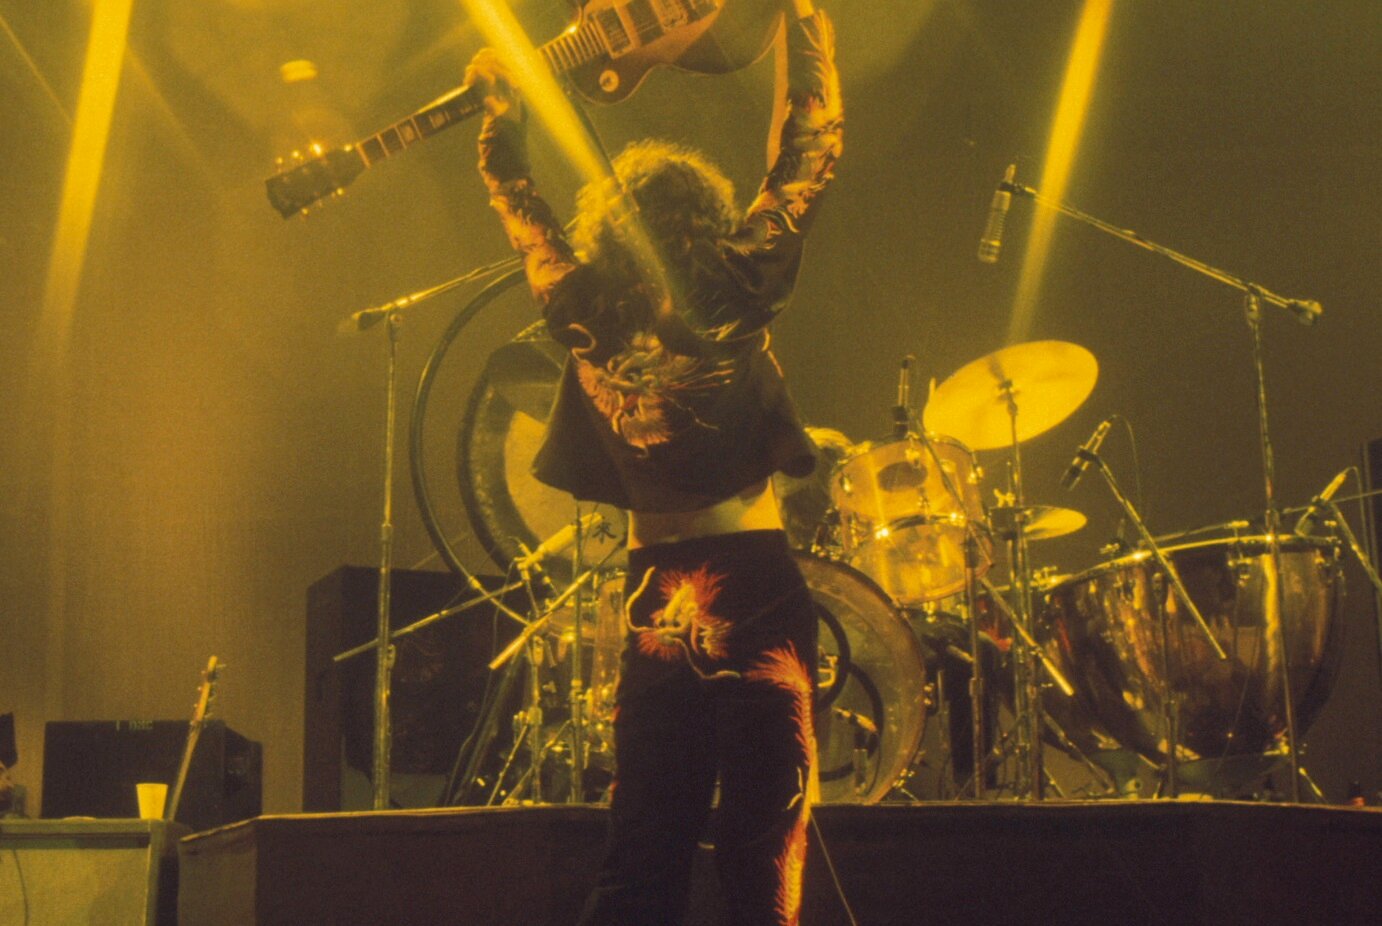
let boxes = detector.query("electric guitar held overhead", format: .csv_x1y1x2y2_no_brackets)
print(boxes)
265,0,782,218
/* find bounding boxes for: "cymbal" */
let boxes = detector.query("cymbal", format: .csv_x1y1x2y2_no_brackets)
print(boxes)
923,341,1097,450
990,504,1087,541
1024,506,1087,541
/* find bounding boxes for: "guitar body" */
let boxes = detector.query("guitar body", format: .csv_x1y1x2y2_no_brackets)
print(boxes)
564,0,783,104
266,0,785,216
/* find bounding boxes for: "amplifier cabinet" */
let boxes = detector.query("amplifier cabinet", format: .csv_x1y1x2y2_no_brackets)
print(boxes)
41,719,261,832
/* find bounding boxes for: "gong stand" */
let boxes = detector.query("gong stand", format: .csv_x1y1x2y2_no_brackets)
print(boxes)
1003,179,1321,801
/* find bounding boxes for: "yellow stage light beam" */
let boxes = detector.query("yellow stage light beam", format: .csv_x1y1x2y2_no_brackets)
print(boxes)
1,11,72,125
456,1,675,309
33,0,135,720
457,0,610,187
38,0,135,357
1006,0,1114,345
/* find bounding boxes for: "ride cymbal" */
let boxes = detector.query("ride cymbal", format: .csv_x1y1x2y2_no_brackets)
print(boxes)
922,341,1097,450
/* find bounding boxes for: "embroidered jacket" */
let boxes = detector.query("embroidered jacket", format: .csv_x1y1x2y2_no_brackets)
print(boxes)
479,11,842,512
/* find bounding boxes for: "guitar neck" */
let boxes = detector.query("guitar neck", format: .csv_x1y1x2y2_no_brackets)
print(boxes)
353,26,604,169
165,722,202,823
267,1,746,217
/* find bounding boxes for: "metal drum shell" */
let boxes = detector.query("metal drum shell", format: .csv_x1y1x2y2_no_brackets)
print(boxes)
830,435,992,604
1038,534,1343,764
794,553,928,804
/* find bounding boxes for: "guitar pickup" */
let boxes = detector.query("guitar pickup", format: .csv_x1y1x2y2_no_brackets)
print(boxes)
650,0,691,28
592,7,633,57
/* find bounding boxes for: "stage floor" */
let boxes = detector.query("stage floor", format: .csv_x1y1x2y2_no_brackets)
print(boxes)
178,801,1380,925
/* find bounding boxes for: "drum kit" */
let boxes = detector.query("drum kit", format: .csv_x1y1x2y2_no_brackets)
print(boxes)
449,334,1351,807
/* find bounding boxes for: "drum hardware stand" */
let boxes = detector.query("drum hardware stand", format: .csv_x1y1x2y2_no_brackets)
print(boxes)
1037,707,1121,797
1001,177,1321,802
483,538,619,804
975,575,1075,701
1081,449,1228,798
994,383,1046,799
911,419,994,799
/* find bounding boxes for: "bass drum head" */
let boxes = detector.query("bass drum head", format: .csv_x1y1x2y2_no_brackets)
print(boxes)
457,335,628,580
798,553,927,803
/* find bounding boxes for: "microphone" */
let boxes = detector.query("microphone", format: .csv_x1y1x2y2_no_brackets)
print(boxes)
1293,468,1349,534
336,306,389,335
1059,417,1114,491
1286,298,1323,326
893,355,914,437
513,513,604,571
977,163,1017,264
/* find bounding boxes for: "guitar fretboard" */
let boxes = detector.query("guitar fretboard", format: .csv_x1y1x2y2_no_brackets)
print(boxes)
354,18,613,169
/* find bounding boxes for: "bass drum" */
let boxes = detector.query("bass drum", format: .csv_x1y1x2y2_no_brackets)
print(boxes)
797,553,928,803
1039,531,1344,765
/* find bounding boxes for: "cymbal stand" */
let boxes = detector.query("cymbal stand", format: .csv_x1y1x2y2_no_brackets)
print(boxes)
1082,449,1228,797
997,381,1046,799
904,353,993,799
1003,178,1321,802
914,429,992,799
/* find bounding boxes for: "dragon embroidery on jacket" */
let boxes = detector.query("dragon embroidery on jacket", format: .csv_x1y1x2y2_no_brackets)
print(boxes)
571,326,734,452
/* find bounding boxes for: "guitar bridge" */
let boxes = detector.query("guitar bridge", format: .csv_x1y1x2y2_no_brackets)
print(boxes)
593,0,718,60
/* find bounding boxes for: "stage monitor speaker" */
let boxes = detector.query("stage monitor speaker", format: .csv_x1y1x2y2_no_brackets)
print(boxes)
303,566,522,812
41,720,261,832
0,819,186,926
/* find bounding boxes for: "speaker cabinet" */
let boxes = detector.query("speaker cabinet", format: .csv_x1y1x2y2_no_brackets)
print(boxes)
0,819,187,926
41,720,261,832
303,566,521,811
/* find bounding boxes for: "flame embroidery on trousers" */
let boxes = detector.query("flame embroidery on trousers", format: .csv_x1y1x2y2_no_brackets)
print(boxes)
745,643,818,925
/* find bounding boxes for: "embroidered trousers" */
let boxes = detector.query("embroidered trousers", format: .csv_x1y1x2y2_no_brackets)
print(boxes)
576,529,818,926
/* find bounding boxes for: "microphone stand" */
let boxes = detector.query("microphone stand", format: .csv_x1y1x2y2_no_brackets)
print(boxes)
370,310,400,811
337,256,521,811
1004,180,1320,801
1083,449,1228,798
1320,499,1382,597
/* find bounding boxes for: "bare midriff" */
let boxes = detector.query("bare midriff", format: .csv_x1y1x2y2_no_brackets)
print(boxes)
627,479,783,549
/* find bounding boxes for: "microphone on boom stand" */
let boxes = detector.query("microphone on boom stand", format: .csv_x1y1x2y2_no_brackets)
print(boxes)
977,164,1017,264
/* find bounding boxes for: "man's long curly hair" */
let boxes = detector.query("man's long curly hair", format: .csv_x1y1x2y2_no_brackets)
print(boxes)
571,140,741,312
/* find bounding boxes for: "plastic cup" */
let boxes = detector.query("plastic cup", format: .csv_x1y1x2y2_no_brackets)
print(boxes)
136,782,168,820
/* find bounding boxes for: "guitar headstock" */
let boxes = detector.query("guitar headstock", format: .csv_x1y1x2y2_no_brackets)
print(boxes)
192,655,223,725
266,144,366,218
